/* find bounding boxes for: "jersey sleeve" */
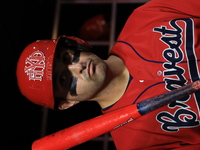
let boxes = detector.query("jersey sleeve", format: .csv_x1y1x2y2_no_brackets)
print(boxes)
140,0,200,18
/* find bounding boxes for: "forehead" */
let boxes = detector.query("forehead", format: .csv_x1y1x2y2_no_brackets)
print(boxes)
54,42,67,60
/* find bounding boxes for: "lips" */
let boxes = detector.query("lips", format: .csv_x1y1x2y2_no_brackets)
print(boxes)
87,60,94,77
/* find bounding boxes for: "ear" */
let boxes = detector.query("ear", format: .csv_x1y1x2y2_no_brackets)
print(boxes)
58,100,79,110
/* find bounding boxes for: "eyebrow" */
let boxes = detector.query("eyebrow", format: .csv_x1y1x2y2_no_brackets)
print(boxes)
72,50,80,63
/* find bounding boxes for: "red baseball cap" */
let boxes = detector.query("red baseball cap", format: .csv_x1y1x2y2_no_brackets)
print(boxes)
17,39,57,109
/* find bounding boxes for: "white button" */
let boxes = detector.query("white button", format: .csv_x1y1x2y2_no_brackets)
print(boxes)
157,70,162,76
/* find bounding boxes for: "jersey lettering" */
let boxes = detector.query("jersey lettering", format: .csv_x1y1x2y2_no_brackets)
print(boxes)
157,109,199,132
153,18,200,132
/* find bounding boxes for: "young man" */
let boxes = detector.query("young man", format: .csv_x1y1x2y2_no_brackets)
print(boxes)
17,35,128,110
17,0,200,149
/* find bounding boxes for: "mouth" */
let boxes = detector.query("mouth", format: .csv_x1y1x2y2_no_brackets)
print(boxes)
87,60,94,77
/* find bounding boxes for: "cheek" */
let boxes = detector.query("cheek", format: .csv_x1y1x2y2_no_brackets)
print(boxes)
76,80,96,94
75,81,98,100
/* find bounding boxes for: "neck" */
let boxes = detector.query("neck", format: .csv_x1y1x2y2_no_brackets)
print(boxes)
95,55,129,109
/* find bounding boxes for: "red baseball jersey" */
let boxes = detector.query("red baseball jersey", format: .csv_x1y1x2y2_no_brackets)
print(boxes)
102,0,200,149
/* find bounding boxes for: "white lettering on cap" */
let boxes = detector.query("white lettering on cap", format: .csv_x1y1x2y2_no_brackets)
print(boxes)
24,50,46,81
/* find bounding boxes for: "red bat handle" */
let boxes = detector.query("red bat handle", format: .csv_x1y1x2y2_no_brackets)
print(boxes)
32,80,200,150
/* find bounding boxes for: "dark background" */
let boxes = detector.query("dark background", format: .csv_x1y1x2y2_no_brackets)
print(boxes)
1,1,143,149
1,1,56,150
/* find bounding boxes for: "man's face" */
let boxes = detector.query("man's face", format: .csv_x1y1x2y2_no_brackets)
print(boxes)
53,48,108,109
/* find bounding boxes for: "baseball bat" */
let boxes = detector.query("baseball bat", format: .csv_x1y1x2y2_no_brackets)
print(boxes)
32,80,200,150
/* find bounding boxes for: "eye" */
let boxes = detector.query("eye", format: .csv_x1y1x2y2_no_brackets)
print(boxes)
62,51,72,64
59,75,66,86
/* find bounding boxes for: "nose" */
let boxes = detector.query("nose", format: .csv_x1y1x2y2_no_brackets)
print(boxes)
68,62,85,76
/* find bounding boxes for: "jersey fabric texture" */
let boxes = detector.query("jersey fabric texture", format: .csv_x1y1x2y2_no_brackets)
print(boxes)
102,0,200,149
